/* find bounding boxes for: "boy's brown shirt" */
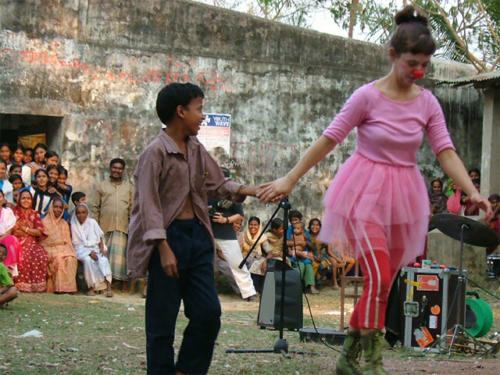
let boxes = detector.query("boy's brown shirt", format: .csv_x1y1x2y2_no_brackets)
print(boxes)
127,130,245,278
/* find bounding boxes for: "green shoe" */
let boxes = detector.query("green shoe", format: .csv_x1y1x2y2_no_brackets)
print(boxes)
361,330,388,375
336,331,362,375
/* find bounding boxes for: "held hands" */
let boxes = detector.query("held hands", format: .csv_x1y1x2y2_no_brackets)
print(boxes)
469,192,493,222
158,240,179,279
256,175,297,203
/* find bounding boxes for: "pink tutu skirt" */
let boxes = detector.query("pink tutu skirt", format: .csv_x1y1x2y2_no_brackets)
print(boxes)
318,152,429,270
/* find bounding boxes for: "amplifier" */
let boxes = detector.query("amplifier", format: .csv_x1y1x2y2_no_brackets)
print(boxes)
399,267,466,352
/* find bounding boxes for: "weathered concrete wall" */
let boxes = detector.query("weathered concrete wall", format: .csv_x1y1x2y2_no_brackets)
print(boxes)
0,0,482,222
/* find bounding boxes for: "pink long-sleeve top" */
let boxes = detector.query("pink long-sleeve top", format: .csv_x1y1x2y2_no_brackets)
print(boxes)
322,81,455,166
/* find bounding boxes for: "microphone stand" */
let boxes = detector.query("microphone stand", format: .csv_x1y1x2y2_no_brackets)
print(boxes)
227,197,314,357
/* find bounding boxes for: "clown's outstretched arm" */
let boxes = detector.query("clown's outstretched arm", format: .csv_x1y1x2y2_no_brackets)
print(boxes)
257,135,336,203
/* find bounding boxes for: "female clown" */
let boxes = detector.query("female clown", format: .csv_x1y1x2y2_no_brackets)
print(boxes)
257,6,492,375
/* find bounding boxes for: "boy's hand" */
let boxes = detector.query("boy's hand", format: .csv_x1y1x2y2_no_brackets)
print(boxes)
158,240,179,278
90,251,98,261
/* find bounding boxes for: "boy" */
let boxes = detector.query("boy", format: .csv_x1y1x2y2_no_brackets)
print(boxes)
0,244,18,309
127,83,257,375
71,191,87,207
288,222,318,294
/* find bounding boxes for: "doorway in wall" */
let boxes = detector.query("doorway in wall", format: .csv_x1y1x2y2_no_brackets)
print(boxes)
0,114,64,152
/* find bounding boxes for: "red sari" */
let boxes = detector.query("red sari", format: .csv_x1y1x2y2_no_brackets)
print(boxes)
13,204,48,292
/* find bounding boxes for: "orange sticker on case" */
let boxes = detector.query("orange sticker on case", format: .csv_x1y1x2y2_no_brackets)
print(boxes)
431,305,441,315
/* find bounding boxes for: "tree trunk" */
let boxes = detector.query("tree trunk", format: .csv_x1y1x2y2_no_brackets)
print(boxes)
348,0,359,38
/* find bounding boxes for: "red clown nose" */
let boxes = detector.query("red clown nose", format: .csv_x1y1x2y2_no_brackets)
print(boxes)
413,69,424,79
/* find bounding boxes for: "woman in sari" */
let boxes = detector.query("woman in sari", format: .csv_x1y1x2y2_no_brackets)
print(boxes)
0,189,23,277
12,189,48,292
70,204,113,297
241,216,267,294
41,198,77,293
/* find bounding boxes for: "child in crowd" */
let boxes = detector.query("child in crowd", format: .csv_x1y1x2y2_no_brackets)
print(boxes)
0,143,12,167
23,148,34,165
288,222,318,294
286,209,312,242
11,145,31,185
29,143,47,174
71,191,87,207
0,160,13,203
0,244,18,309
9,164,22,178
262,218,286,272
8,174,24,205
44,151,59,167
488,194,500,239
57,166,72,204
429,178,447,215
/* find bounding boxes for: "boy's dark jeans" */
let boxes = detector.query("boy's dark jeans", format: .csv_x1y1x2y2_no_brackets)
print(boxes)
146,219,221,375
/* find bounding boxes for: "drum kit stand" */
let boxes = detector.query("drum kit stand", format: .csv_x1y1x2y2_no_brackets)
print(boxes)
426,213,500,356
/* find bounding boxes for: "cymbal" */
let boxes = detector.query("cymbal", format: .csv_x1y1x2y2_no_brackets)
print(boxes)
430,213,499,248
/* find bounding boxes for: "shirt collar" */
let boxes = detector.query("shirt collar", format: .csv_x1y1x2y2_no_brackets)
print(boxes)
158,129,199,155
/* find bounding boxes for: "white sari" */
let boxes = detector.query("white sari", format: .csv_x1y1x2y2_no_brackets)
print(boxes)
70,209,111,289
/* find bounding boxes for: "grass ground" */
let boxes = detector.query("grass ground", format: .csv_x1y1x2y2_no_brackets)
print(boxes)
0,277,499,374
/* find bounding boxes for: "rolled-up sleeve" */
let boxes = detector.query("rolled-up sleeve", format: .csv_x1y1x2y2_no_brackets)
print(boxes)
135,147,167,243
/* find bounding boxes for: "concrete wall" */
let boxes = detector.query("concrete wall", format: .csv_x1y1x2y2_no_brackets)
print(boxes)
0,0,483,222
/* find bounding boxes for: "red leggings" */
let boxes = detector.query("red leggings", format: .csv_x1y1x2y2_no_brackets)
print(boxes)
349,236,401,330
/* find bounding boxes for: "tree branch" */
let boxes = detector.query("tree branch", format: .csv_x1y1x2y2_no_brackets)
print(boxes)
476,0,500,47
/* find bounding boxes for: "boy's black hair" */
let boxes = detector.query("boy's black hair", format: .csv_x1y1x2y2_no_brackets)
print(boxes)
71,191,86,205
57,165,68,175
156,83,205,125
270,218,283,230
8,174,23,185
288,210,303,221
109,158,125,168
9,164,22,173
45,150,59,160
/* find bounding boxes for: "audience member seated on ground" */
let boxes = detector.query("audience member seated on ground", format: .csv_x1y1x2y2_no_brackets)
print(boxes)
44,151,59,167
0,190,23,277
8,174,24,205
30,169,57,218
429,178,448,215
0,160,13,204
71,204,113,297
446,179,463,215
241,216,267,294
487,194,500,255
261,218,286,272
13,189,48,293
28,143,47,175
11,145,31,186
41,198,78,294
23,147,33,166
286,209,312,242
0,244,18,309
308,218,349,290
288,222,318,294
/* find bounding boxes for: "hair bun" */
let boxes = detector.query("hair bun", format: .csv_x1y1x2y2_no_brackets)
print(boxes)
395,5,428,26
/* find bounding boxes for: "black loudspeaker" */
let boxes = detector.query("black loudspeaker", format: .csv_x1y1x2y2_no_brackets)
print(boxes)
257,260,303,331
